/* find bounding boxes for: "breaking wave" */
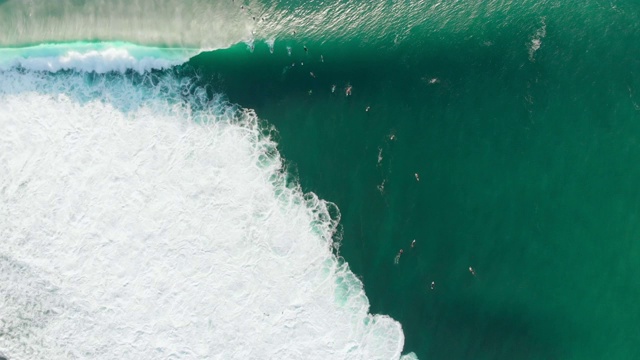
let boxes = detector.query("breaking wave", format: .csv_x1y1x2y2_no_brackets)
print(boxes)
0,55,414,359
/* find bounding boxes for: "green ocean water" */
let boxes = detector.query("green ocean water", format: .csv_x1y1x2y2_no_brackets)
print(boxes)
2,0,640,358
187,3,640,359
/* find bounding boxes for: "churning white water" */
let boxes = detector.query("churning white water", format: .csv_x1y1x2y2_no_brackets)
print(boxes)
0,68,412,359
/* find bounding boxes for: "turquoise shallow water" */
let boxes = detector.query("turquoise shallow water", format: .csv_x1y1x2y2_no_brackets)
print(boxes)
2,0,640,358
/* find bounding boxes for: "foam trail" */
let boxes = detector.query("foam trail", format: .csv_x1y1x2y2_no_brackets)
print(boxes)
528,17,547,62
0,69,415,359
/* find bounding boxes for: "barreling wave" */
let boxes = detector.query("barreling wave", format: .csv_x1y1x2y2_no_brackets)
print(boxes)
0,1,445,357
0,37,417,360
0,0,561,76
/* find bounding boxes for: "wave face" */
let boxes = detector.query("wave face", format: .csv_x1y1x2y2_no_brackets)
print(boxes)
0,66,413,359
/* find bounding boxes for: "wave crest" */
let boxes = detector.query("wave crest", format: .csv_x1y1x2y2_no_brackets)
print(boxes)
0,42,197,73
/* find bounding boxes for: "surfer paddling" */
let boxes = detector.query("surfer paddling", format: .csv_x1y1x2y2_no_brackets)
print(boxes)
469,266,476,276
430,281,435,290
345,85,352,96
411,239,416,248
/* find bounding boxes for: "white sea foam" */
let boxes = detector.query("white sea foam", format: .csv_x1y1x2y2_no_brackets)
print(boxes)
0,69,414,359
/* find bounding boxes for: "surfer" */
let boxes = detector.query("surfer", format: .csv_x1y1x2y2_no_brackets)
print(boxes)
331,84,336,93
304,45,308,53
411,239,416,248
415,173,420,181
321,55,324,62
346,85,352,96
310,72,316,78
430,281,435,290
469,266,476,276
365,106,370,112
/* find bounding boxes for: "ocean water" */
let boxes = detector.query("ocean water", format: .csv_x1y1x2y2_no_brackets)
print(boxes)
1,1,640,359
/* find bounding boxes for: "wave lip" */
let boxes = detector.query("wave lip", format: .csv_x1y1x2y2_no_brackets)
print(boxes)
0,42,198,73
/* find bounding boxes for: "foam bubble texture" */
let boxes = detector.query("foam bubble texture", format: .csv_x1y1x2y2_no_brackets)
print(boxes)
0,70,411,359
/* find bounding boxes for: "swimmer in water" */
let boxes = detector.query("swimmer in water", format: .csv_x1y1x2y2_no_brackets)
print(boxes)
411,239,416,248
321,55,324,62
346,85,352,96
303,46,308,53
469,266,476,276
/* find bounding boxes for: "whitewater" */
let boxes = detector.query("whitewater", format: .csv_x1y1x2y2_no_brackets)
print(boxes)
0,44,416,359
